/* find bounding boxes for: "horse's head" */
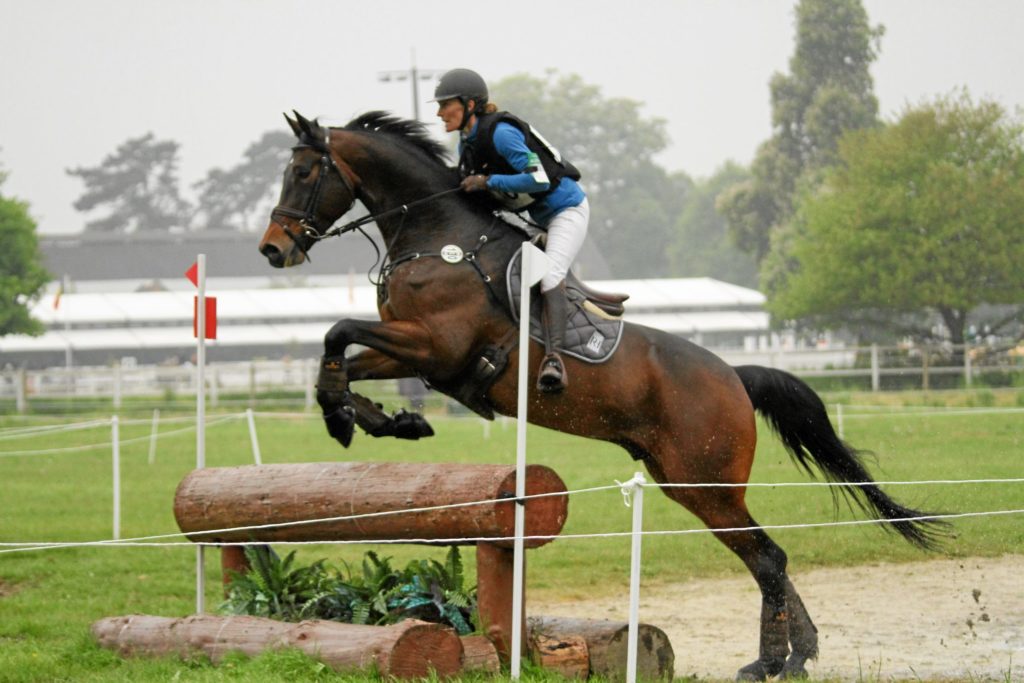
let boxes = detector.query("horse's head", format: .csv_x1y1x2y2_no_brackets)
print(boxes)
258,111,360,268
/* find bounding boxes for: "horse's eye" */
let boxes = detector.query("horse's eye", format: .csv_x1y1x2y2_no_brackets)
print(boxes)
294,166,311,179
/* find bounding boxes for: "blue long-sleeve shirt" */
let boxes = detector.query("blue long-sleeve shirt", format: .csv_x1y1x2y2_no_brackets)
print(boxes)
461,121,585,226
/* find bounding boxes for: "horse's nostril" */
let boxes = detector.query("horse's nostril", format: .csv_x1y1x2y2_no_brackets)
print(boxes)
260,243,285,268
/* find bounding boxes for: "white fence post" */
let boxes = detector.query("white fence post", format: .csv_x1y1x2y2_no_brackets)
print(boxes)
15,367,27,414
305,358,315,410
111,416,121,540
195,254,208,615
209,367,219,407
870,344,880,392
624,472,647,683
147,408,160,465
964,343,973,389
246,408,262,465
836,403,844,439
510,243,551,680
248,361,256,406
113,361,122,410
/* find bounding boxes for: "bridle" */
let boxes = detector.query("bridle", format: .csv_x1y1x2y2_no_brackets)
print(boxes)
270,138,461,263
270,142,359,261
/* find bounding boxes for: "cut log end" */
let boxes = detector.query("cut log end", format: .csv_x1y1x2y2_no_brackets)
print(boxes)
460,635,501,674
386,622,465,678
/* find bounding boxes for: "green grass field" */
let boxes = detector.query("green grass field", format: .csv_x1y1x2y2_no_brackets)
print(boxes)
1,389,1021,682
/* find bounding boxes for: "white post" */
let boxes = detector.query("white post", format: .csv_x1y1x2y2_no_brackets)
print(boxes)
63,274,73,396
304,357,315,410
246,408,262,465
15,367,26,413
196,254,207,614
870,344,880,392
481,418,491,440
835,403,844,440
963,343,973,389
111,416,121,540
510,243,551,680
209,367,219,407
113,360,122,410
147,408,160,465
625,472,647,683
248,361,256,405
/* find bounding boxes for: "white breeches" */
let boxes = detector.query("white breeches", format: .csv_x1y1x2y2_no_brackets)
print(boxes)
541,198,589,292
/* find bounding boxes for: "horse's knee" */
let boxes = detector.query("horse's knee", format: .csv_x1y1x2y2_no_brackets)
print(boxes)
324,318,357,351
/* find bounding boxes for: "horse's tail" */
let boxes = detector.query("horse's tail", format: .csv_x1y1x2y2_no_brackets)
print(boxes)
733,364,948,550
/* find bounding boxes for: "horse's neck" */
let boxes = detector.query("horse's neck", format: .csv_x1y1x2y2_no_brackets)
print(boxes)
339,133,492,252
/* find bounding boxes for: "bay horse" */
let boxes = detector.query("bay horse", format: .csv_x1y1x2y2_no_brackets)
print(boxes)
258,111,944,680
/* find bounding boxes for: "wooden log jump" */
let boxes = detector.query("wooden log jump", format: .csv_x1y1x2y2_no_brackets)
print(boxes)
172,461,568,662
92,615,463,678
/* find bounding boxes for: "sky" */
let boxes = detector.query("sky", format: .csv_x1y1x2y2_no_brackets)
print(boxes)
2,0,1023,236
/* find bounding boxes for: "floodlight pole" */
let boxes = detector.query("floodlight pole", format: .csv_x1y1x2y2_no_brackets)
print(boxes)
377,50,445,121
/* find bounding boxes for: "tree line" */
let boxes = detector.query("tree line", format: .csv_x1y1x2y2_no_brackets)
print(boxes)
5,0,1023,347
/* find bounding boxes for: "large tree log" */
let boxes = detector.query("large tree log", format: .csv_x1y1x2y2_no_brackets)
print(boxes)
174,462,567,548
528,616,675,680
91,615,463,679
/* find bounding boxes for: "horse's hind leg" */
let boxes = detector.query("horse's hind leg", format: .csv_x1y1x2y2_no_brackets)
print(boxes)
782,578,818,677
691,500,817,680
653,477,794,681
721,525,791,680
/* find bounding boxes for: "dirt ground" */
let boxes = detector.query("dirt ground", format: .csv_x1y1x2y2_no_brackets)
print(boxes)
533,555,1024,681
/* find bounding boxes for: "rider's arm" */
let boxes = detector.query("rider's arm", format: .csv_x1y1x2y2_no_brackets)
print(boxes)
486,123,550,194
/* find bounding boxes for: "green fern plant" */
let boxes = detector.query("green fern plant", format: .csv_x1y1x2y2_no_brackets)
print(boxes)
221,546,478,634
221,545,334,621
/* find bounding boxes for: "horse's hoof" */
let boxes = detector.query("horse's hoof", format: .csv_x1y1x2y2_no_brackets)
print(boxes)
391,410,434,440
736,657,785,681
323,405,355,448
779,653,810,679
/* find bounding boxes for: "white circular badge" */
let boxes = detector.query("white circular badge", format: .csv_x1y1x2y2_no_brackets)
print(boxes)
440,244,464,263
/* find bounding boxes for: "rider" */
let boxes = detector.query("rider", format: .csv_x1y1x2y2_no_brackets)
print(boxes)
433,67,587,394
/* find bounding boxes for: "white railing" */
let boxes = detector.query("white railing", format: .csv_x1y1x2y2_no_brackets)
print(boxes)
1,343,1020,412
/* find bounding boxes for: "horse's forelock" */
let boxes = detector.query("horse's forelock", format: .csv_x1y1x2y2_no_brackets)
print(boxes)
295,125,329,154
345,111,450,165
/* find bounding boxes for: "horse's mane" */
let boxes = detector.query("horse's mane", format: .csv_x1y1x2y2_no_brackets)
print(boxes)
343,111,451,166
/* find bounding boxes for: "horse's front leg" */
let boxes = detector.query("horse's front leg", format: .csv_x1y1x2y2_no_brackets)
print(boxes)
317,319,438,447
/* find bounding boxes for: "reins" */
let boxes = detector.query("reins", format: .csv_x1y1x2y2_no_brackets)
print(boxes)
320,186,463,242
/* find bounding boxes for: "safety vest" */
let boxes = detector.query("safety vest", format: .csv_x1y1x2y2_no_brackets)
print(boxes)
459,112,582,209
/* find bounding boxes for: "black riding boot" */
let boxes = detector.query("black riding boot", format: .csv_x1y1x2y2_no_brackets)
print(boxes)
537,284,568,393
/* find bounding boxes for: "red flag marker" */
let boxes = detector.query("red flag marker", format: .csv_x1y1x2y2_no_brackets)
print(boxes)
185,261,199,287
193,296,217,339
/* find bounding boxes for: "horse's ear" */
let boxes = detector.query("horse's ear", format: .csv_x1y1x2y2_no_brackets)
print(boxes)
293,110,313,135
284,113,302,137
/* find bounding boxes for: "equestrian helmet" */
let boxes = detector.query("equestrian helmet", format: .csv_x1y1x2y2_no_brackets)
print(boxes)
432,68,488,107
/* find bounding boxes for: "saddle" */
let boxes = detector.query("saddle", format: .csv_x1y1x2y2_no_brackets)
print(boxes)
507,246,625,364
428,240,627,419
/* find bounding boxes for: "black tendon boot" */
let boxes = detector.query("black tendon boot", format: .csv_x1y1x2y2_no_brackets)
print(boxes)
537,284,568,393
